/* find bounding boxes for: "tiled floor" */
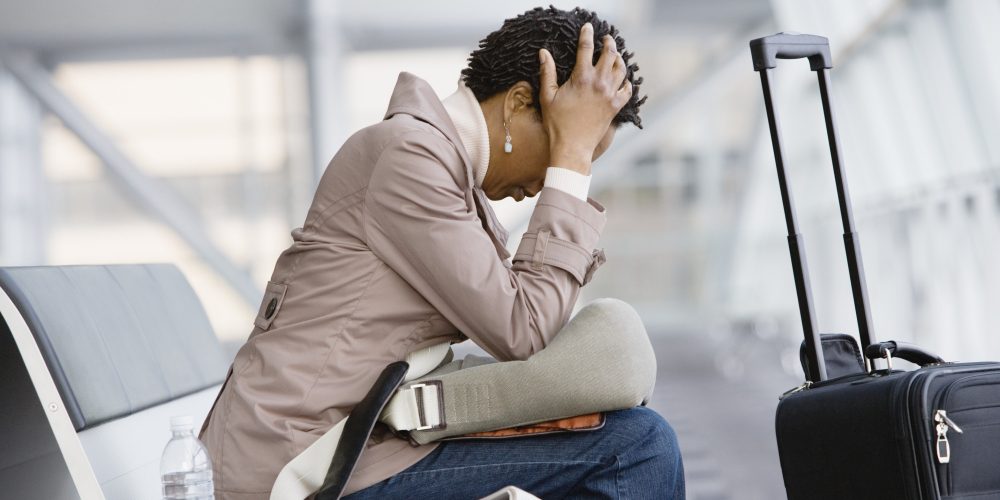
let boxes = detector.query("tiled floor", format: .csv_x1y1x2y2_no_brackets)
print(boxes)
644,331,800,500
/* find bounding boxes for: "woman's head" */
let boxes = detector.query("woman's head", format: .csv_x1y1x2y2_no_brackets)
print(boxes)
462,6,646,201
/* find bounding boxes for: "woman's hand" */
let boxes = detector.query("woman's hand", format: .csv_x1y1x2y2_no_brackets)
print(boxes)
538,22,633,175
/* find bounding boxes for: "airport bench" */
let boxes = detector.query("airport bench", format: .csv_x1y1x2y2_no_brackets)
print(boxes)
0,264,228,500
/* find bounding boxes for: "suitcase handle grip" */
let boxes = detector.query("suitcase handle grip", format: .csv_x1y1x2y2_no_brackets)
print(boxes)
864,341,946,367
750,32,833,71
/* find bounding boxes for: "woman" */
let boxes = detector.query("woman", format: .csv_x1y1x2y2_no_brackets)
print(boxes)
199,6,684,499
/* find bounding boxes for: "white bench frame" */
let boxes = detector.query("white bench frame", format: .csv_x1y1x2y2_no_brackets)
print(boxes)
1,286,221,500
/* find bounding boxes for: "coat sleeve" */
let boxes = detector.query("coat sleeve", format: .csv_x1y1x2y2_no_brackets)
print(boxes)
363,130,608,361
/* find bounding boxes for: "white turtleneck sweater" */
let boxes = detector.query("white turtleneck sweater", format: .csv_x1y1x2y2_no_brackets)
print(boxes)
440,79,591,201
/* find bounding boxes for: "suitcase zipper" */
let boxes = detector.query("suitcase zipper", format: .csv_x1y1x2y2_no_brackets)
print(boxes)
937,372,1000,410
933,409,963,464
779,381,812,400
778,371,876,401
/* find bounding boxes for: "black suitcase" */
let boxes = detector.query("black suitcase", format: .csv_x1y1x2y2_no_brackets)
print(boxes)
750,33,1000,500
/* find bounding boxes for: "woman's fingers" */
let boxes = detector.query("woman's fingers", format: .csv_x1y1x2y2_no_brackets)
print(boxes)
574,25,624,100
614,80,634,109
611,50,627,90
538,48,558,106
575,23,595,77
596,35,617,73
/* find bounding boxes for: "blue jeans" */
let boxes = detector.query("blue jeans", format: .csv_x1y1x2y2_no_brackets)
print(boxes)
343,406,685,499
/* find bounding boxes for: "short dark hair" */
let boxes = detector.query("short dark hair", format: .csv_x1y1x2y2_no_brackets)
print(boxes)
462,6,646,129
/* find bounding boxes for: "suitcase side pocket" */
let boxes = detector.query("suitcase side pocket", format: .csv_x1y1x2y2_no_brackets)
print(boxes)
934,373,1000,497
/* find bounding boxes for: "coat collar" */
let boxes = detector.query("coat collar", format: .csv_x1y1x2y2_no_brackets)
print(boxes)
383,72,511,258
383,72,476,197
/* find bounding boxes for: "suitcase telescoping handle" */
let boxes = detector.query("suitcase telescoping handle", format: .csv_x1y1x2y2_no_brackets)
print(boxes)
749,33,876,382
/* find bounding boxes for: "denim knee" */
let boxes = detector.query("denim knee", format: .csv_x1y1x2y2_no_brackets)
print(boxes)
631,407,681,454
607,407,685,497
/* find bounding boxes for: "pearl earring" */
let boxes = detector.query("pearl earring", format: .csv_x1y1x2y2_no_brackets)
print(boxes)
503,120,513,154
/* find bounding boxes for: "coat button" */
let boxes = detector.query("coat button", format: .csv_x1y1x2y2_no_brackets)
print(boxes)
264,297,278,319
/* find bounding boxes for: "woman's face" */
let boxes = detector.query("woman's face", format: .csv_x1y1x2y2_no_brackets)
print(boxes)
480,81,616,201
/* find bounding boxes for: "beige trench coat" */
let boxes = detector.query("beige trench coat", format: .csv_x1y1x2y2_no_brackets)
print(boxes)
198,72,609,499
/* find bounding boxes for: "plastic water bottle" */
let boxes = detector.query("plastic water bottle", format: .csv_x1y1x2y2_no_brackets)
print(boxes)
160,415,214,500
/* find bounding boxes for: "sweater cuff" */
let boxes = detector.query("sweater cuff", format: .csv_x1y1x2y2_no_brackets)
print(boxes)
543,167,591,201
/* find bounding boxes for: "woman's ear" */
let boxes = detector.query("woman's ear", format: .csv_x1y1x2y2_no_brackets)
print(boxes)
503,81,535,120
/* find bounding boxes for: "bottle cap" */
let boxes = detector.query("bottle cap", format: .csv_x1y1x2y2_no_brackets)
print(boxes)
170,415,195,429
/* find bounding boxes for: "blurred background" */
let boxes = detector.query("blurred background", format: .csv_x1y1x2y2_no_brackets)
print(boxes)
2,0,1000,497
